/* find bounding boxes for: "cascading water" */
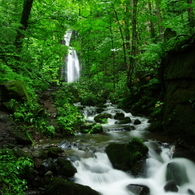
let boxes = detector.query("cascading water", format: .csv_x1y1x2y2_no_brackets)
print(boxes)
64,30,80,83
60,101,195,195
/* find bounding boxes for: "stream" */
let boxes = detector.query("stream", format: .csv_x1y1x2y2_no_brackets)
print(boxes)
58,101,195,195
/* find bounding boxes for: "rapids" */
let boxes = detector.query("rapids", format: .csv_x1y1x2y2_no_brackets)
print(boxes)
63,101,195,195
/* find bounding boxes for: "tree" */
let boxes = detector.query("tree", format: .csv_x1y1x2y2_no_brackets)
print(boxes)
14,0,34,51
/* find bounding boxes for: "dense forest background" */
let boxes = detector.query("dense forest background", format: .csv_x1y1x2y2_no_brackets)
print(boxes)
0,0,195,137
0,0,195,194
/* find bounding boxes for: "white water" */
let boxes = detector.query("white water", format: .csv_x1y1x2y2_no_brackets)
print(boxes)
69,101,195,195
64,30,80,82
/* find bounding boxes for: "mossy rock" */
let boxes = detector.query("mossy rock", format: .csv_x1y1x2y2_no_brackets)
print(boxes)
90,124,103,134
45,177,100,195
48,147,65,158
105,138,148,171
57,157,77,178
114,112,125,120
80,123,103,134
94,113,112,123
80,123,94,133
1,81,30,102
118,117,132,124
9,130,32,145
13,148,32,159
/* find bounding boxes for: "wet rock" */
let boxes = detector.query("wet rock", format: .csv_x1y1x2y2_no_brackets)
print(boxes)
45,171,53,177
118,117,131,124
188,189,195,195
41,158,57,175
90,124,103,134
13,148,32,159
114,112,125,120
57,140,73,149
105,137,148,171
94,113,112,123
47,147,65,158
126,184,150,195
164,180,178,192
130,159,146,177
57,157,77,178
80,123,103,134
166,162,189,185
134,119,141,125
33,158,43,169
45,177,100,195
32,149,48,159
9,130,32,145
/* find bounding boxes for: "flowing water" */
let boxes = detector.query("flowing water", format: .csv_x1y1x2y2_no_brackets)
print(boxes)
63,30,80,82
59,101,195,195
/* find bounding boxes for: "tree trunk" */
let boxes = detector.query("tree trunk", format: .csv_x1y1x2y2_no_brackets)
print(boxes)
148,0,156,39
187,0,194,27
127,0,138,88
14,0,34,51
155,0,163,39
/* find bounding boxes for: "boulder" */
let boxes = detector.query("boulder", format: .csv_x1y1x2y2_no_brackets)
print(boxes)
32,149,48,159
41,158,57,175
0,80,30,103
105,137,148,171
126,184,150,195
90,124,103,134
188,189,195,195
45,177,100,195
80,123,103,134
94,113,112,123
166,162,189,185
134,119,141,125
118,117,131,124
9,130,32,145
164,180,178,192
47,147,65,158
114,112,125,120
57,157,77,178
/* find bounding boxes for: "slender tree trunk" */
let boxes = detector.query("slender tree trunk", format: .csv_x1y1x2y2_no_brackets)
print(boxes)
127,0,138,88
14,0,34,51
187,0,194,28
112,5,128,70
148,0,156,39
155,0,163,39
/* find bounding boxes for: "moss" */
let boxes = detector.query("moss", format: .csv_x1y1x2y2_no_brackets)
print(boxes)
48,147,64,158
105,138,148,171
56,158,77,178
45,177,100,195
94,113,112,123
3,81,30,102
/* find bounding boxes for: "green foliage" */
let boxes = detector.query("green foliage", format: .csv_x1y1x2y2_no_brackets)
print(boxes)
53,85,84,135
0,149,33,195
9,99,55,137
151,101,164,117
57,104,84,135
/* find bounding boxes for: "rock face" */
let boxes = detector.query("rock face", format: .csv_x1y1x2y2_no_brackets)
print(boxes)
160,39,195,144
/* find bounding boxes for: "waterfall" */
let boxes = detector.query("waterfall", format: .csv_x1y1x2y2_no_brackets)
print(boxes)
64,30,80,83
